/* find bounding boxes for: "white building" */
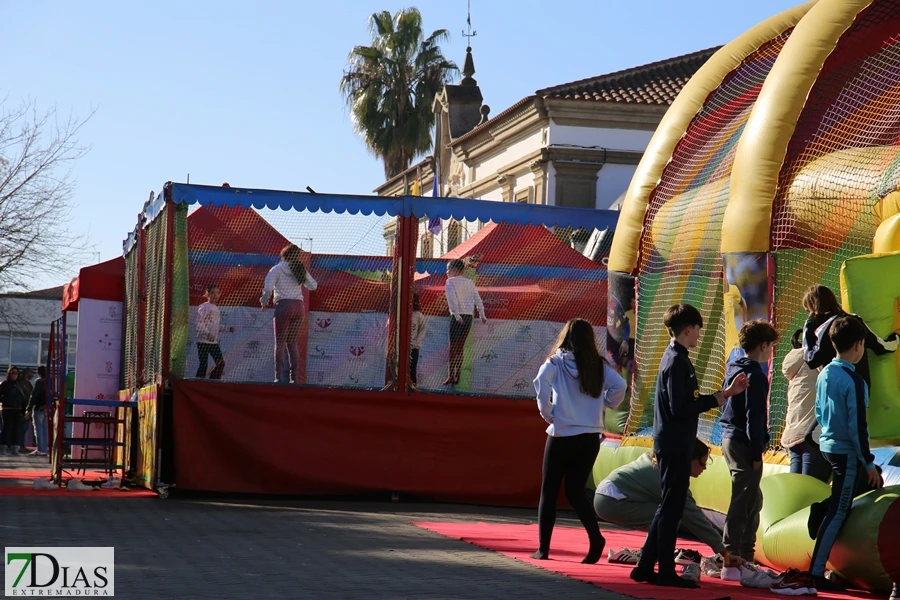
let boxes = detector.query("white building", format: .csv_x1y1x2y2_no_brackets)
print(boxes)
0,287,77,374
377,46,718,256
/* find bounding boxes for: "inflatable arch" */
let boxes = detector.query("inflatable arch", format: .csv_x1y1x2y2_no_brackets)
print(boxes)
605,0,900,590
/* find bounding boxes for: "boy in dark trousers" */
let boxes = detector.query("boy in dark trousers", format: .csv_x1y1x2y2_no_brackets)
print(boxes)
632,304,748,589
772,315,883,596
720,320,778,580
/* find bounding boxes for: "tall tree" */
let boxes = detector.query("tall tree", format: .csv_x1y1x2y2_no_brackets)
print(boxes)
340,8,458,179
0,97,92,295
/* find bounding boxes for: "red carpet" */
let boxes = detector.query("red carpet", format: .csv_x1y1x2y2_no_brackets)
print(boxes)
0,468,157,498
413,522,876,600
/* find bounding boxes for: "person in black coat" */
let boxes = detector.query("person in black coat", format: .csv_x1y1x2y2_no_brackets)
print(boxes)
801,285,899,386
0,366,30,454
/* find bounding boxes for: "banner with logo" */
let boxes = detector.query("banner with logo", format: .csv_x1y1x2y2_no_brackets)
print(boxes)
306,311,389,388
185,305,278,383
73,299,123,458
416,318,606,397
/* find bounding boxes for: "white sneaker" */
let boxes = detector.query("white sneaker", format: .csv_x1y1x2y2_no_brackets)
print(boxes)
101,477,121,489
741,566,780,588
701,554,724,577
66,479,94,492
607,547,641,565
721,566,742,581
32,478,58,491
681,564,701,583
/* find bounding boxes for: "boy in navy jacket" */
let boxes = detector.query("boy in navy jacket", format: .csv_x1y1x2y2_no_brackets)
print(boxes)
720,320,778,580
632,304,747,589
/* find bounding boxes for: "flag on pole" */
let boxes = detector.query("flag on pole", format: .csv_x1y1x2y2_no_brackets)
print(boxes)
428,158,442,234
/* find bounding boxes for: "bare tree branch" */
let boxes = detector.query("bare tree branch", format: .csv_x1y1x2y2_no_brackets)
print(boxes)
0,97,95,296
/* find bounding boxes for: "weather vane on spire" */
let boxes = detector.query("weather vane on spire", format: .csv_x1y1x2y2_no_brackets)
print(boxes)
463,0,477,43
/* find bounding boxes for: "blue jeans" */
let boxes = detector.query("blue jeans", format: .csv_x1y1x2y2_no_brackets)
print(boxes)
32,408,48,453
788,441,831,482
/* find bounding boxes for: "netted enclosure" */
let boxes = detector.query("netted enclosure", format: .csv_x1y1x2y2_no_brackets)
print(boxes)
627,32,790,443
121,184,618,399
767,3,900,440
412,218,609,397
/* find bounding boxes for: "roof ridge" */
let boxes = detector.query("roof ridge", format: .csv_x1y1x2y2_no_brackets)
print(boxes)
536,45,721,96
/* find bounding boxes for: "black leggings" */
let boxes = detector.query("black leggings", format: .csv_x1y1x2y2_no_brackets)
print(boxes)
1,409,24,447
536,432,603,552
197,343,225,379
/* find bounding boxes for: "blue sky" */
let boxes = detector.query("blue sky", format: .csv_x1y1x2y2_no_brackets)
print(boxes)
1,0,799,289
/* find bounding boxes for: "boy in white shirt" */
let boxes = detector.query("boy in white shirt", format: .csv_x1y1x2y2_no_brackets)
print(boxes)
443,259,486,385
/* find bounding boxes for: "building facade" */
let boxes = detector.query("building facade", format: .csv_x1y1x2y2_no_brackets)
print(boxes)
377,46,718,257
0,287,77,374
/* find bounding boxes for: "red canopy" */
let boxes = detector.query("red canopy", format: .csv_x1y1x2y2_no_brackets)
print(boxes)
416,222,607,325
442,222,599,268
187,205,289,255
61,257,126,312
187,206,296,306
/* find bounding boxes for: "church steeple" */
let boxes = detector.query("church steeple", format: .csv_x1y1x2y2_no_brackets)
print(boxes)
460,0,478,86
461,46,477,86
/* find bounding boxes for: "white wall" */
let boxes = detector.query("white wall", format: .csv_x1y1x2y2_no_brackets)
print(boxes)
548,125,653,152
472,129,543,184
597,163,637,210
0,297,77,371
0,298,70,334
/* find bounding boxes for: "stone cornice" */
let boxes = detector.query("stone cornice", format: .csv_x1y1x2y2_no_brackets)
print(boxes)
544,98,667,130
541,146,643,166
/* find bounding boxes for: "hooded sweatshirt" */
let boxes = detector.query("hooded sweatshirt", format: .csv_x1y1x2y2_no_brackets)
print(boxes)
721,356,770,461
260,261,318,306
803,311,898,386
534,349,627,437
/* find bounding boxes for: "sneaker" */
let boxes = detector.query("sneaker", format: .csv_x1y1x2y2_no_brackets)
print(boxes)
674,548,703,565
744,562,780,579
721,552,743,581
607,547,641,565
701,553,724,577
681,563,701,583
812,573,843,592
741,566,780,588
770,569,816,596
66,479,94,492
890,582,898,599
32,478,58,491
100,477,121,490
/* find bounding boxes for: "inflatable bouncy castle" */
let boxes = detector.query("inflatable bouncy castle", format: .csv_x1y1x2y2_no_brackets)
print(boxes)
603,0,900,591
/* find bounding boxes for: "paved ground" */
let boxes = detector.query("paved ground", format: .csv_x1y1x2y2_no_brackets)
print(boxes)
0,454,630,600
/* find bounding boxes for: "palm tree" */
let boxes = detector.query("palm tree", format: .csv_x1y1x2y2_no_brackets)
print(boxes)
340,8,458,179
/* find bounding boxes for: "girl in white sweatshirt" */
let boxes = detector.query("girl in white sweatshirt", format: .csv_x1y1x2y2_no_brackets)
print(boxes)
261,244,317,384
196,284,225,379
531,318,627,564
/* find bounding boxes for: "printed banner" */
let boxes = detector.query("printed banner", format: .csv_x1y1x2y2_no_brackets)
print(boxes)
305,311,389,388
184,307,389,387
417,318,606,397
135,385,158,489
72,299,123,459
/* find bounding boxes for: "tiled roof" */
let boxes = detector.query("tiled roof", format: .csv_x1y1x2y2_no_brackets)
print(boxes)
448,47,720,148
0,285,65,300
537,46,720,105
